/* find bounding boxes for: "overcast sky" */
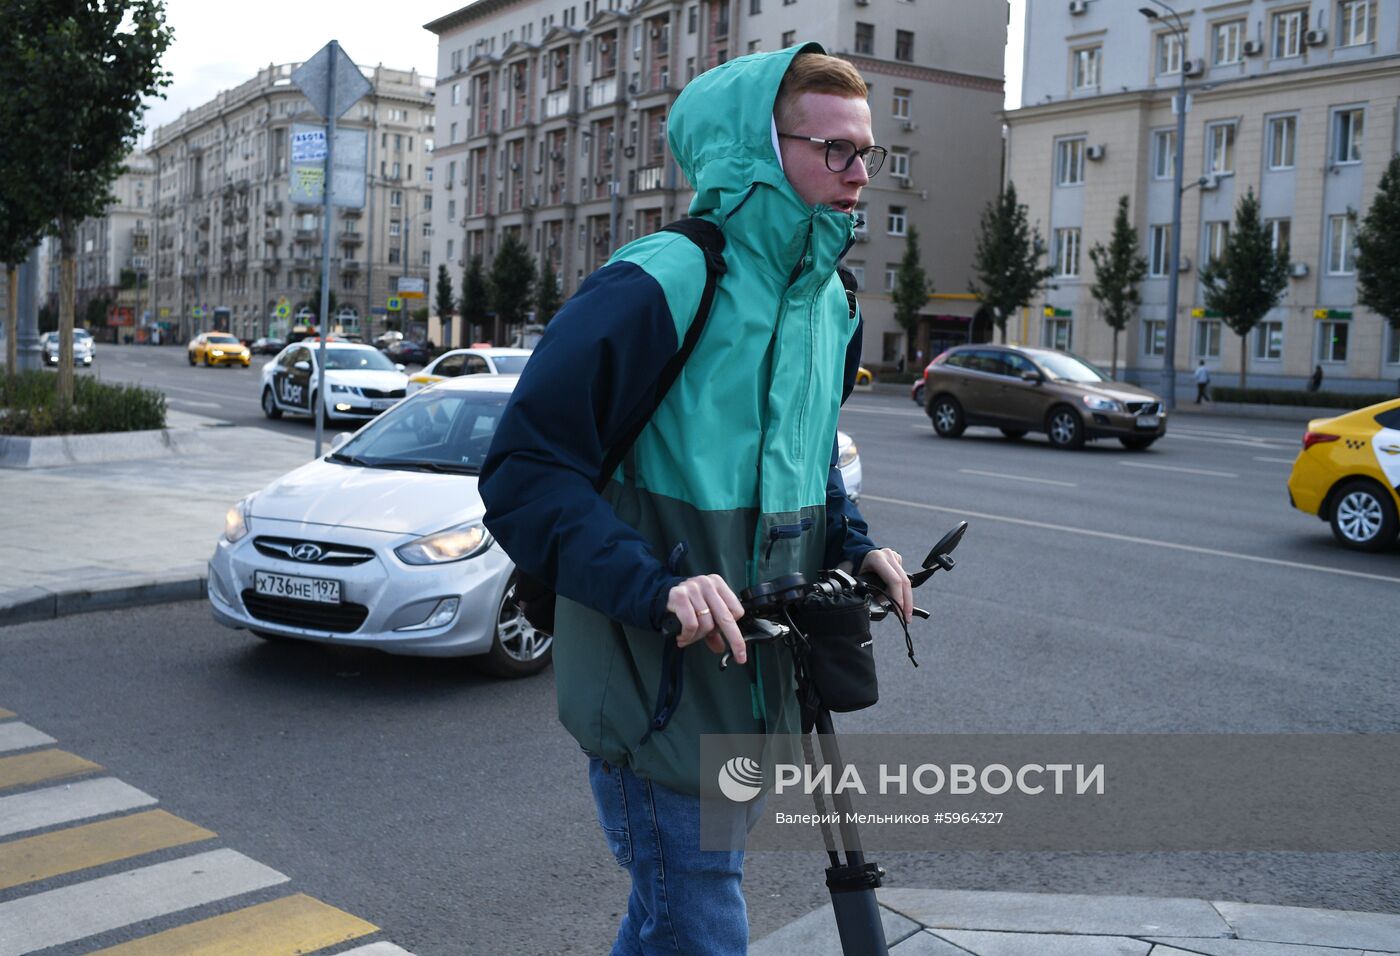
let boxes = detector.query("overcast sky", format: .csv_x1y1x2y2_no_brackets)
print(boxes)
139,0,1025,141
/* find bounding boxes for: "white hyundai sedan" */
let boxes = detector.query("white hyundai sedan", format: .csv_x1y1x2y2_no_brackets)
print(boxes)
260,340,409,425
212,375,549,675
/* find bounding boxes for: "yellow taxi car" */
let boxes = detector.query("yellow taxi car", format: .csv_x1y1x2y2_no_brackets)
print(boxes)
188,332,251,367
1287,398,1400,551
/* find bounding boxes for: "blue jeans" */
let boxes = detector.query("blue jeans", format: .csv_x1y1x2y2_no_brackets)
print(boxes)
587,754,765,955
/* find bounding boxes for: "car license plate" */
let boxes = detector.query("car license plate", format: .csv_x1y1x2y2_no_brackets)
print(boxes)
371,398,394,411
254,571,341,604
1137,414,1161,428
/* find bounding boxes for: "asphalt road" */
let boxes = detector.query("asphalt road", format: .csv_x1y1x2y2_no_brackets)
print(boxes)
5,355,1398,953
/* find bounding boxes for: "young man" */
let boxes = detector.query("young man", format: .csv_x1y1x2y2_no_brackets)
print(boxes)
1194,360,1211,403
481,44,910,954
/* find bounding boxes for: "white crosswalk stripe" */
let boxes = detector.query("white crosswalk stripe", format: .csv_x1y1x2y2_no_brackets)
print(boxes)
0,723,55,753
0,848,288,956
0,777,155,838
339,944,419,955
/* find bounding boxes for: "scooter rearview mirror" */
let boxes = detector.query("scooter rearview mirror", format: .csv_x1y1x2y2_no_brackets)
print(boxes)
927,522,968,562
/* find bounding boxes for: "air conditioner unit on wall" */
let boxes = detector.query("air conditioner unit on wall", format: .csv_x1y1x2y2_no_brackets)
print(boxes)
855,0,869,6
1069,0,1088,14
1290,261,1309,278
1086,143,1105,161
1304,28,1327,46
1181,58,1205,76
1177,256,1191,272
1242,39,1263,56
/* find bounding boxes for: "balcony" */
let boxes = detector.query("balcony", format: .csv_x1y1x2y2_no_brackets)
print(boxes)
294,228,320,243
236,206,249,222
340,231,363,246
196,214,210,229
341,206,361,218
631,165,664,193
197,240,210,255
586,77,618,109
342,259,362,272
264,227,282,243
262,258,281,271
265,200,282,215
544,89,573,119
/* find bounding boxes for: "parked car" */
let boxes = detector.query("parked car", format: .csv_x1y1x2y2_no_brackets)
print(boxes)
837,430,861,501
1287,398,1400,551
406,347,533,395
923,344,1167,450
382,339,431,367
260,340,408,424
209,374,549,675
188,332,251,367
251,336,286,355
43,329,95,367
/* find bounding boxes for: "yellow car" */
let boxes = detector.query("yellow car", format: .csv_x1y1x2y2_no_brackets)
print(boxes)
855,366,873,387
188,332,251,367
1287,398,1400,551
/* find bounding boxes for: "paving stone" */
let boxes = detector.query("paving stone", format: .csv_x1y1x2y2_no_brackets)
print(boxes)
930,928,1152,955
889,929,975,954
1212,901,1400,952
878,889,1233,938
749,902,922,955
1148,941,1374,955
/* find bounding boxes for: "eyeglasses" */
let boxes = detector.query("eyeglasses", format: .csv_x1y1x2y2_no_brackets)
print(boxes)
777,133,887,176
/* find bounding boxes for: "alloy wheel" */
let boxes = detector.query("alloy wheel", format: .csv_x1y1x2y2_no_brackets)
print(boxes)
1336,490,1383,543
497,586,551,662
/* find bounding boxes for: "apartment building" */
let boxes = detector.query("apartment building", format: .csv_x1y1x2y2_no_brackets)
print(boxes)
1007,0,1400,391
425,0,1006,364
148,63,434,343
39,151,155,341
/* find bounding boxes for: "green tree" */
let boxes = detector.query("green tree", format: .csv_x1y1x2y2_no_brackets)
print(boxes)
1355,153,1400,342
2,0,173,403
487,233,536,341
434,263,455,345
1199,188,1290,390
969,182,1054,343
0,9,49,377
1088,196,1148,381
460,255,488,342
302,278,338,327
890,226,932,365
535,258,562,325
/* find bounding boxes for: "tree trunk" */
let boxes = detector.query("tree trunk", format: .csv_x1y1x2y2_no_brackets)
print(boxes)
58,219,77,406
5,265,17,377
1111,329,1120,381
1239,332,1248,390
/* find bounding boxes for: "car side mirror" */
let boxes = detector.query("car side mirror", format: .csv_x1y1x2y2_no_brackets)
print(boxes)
330,432,353,451
395,363,406,372
293,360,311,372
1021,370,1042,383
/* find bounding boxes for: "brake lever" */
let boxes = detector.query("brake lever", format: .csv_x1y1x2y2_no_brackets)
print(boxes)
719,617,786,671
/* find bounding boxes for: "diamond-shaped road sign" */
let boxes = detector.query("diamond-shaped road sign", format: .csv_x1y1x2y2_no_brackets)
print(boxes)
292,41,372,120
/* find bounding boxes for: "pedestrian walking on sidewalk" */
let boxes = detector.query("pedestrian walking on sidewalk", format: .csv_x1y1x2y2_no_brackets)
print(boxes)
1194,360,1211,403
1309,364,1324,392
480,44,911,956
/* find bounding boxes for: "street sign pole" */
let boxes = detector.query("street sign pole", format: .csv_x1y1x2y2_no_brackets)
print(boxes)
314,46,338,456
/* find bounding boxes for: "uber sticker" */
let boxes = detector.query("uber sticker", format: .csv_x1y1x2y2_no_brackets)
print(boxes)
279,379,305,405
1374,427,1400,490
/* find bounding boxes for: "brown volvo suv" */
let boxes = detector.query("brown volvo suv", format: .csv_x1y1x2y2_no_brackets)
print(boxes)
923,345,1167,450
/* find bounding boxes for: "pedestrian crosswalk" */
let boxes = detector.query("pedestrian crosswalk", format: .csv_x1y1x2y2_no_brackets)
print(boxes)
0,707,416,955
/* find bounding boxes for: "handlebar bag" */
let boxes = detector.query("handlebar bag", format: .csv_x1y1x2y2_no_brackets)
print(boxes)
791,591,878,713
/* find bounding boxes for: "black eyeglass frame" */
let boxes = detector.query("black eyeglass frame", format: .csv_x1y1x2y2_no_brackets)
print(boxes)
776,133,888,176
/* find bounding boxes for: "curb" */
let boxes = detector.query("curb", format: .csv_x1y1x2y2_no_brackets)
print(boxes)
0,572,208,628
0,426,212,469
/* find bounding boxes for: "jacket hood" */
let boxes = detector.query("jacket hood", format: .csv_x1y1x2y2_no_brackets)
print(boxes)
668,43,854,279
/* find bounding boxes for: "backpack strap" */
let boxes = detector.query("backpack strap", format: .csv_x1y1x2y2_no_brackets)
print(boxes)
592,217,727,492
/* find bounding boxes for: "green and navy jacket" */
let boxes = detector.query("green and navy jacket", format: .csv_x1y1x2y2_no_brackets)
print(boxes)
480,43,876,795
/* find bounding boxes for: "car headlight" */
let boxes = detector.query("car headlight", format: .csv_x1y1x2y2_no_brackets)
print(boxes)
210,349,224,356
395,521,493,565
223,498,252,543
1081,395,1123,412
837,438,859,468
330,383,362,395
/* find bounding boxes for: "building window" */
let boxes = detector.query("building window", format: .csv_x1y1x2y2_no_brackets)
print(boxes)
1332,108,1364,164
1156,32,1185,75
1149,224,1172,276
389,220,401,238
749,0,760,13
1272,9,1306,58
1267,115,1296,169
1072,46,1100,90
1053,227,1081,277
1195,319,1222,359
780,31,795,47
1043,318,1072,351
451,83,461,106
888,148,910,179
1387,325,1400,365
447,199,456,221
1338,1,1374,46
1318,320,1349,362
1205,221,1230,264
895,30,914,62
687,5,697,33
783,0,795,5
887,206,907,236
884,265,898,292
1267,218,1291,255
1206,122,1235,174
892,87,910,119
390,190,403,207
855,22,874,55
1254,321,1284,360
1056,137,1086,186
1143,319,1166,356
1327,215,1355,274
1152,129,1175,179
1213,20,1244,64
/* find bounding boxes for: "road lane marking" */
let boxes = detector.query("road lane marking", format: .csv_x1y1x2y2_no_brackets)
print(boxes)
0,708,13,719
841,404,924,417
0,809,215,891
1254,456,1296,464
861,494,1400,585
169,398,223,408
340,944,418,956
0,722,56,753
0,749,102,792
958,469,1078,488
0,778,156,838
1163,431,1298,450
0,848,288,956
1118,461,1239,478
87,893,376,956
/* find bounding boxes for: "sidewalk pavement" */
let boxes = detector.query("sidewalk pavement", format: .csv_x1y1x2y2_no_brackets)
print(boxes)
4,414,1398,954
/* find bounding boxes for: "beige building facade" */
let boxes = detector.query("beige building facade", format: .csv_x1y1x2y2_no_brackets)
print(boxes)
425,0,1007,363
148,63,435,343
1007,0,1400,391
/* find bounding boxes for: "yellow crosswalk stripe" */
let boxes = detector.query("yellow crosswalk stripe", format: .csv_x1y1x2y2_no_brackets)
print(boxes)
0,749,102,792
88,893,378,955
0,709,14,720
0,809,215,891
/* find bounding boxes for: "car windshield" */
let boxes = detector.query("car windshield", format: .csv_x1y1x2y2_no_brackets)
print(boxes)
1030,351,1109,383
208,335,240,345
74,330,91,339
324,347,396,371
492,355,530,374
333,390,509,474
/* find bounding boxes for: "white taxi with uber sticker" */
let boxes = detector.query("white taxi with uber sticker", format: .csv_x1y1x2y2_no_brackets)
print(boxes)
260,340,410,424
